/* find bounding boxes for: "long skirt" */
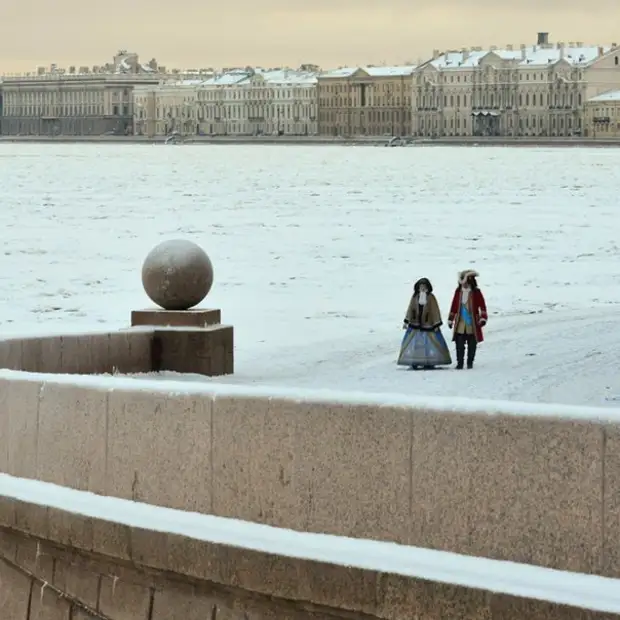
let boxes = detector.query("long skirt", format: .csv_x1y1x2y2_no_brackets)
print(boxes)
397,327,452,367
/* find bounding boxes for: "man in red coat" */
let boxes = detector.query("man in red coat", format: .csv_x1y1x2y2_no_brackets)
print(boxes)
447,269,488,369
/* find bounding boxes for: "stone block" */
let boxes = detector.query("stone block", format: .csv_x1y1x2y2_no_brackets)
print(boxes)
15,537,54,581
14,500,50,539
91,519,131,562
4,377,42,479
0,338,23,370
603,425,620,577
0,497,16,528
131,308,221,328
106,390,212,512
153,324,233,376
29,582,73,620
410,412,604,573
37,383,108,493
0,559,31,619
40,337,63,374
53,558,100,609
20,337,44,373
211,397,411,542
488,593,618,619
98,575,152,620
166,533,230,584
108,331,152,374
48,506,94,552
377,573,492,620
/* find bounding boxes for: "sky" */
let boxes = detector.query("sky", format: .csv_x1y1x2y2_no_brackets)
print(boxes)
0,1,618,73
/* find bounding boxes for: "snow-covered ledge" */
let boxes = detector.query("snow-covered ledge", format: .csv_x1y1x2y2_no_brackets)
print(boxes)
0,474,619,617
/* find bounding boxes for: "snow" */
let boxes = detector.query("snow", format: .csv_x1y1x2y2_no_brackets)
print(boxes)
430,45,610,69
5,367,620,424
2,143,620,408
0,472,619,614
588,90,620,102
320,65,415,79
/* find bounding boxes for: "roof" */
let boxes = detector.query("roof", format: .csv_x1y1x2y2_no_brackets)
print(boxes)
429,45,611,70
588,90,620,103
200,68,318,88
319,65,416,79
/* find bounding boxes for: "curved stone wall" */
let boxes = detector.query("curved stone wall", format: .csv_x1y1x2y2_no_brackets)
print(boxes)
0,339,618,577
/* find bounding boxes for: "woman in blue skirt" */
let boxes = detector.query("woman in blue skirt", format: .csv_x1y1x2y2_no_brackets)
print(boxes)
398,277,452,370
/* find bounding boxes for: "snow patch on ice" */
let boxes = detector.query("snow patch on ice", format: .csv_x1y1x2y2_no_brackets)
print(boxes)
0,473,618,614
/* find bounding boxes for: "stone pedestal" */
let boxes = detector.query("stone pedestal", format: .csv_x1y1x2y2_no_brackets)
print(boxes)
131,309,221,328
151,325,234,376
130,307,234,377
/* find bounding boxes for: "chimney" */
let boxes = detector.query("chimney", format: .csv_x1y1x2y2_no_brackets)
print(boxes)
598,46,604,57
559,43,565,59
537,32,549,46
520,43,527,60
432,49,440,59
506,44,513,51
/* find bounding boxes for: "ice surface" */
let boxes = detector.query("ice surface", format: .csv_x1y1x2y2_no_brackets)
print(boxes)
2,143,620,406
0,472,619,613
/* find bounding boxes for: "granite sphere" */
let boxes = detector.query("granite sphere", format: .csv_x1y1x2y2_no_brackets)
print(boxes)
141,239,214,311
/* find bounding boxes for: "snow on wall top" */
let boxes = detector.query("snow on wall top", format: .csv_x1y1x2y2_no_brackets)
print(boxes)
588,90,620,102
2,368,620,423
429,45,611,70
0,473,619,614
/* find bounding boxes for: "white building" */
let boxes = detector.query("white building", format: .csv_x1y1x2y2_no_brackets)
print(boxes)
412,33,620,138
197,68,318,136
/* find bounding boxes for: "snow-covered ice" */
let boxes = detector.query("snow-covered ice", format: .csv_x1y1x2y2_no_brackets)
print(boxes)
1,472,620,614
2,143,620,406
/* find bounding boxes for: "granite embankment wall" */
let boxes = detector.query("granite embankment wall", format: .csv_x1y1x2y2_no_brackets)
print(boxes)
4,488,617,620
0,350,619,577
1,331,620,617
2,134,620,147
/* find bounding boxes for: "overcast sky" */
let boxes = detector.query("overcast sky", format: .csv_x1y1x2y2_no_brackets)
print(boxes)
0,1,617,72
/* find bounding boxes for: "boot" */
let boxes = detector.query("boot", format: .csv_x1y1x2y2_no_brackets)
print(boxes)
466,335,477,369
455,335,465,369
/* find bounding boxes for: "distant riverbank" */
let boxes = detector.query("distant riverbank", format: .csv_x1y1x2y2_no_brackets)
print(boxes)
1,135,619,148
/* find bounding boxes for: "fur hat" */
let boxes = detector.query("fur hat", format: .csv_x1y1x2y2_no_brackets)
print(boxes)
458,269,479,284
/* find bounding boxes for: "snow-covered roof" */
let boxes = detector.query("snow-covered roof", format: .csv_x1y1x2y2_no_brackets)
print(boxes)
320,67,359,78
201,71,251,86
364,65,416,77
319,65,416,79
260,69,317,85
588,90,620,103
429,45,611,70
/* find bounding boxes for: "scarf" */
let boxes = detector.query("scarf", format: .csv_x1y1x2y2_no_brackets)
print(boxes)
418,291,427,305
461,286,470,304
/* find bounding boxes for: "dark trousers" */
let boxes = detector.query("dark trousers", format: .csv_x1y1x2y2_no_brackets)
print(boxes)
455,333,477,368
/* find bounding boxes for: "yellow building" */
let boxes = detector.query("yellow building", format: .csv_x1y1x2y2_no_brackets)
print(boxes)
413,33,620,138
134,81,199,137
584,90,620,138
317,65,415,137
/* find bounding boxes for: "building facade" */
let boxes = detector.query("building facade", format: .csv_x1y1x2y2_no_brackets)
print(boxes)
583,90,620,137
412,33,620,138
1,52,161,136
197,68,318,136
317,65,415,137
134,82,199,137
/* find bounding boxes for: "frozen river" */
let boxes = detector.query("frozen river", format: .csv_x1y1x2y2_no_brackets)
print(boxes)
1,142,620,405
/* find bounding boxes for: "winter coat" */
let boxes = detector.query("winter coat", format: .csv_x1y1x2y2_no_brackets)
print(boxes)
448,287,488,342
404,292,443,331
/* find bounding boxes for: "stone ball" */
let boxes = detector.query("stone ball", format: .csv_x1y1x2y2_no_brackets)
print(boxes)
141,239,214,311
